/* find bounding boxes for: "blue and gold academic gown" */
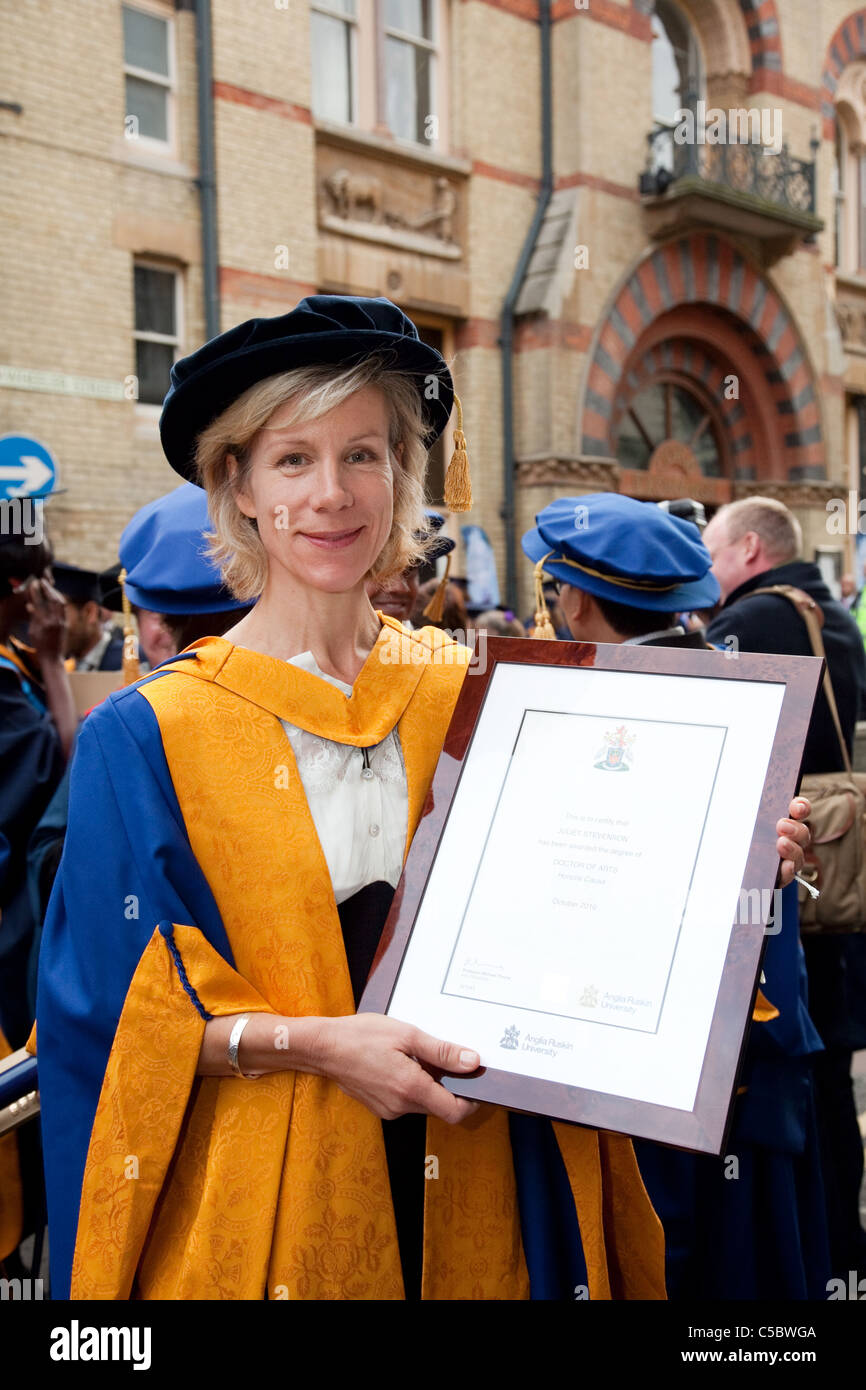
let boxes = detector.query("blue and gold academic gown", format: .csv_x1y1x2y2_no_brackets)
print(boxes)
635,882,831,1300
35,620,665,1300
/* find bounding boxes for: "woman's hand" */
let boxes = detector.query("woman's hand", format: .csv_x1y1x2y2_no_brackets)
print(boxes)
25,576,68,664
318,1013,481,1125
776,795,811,887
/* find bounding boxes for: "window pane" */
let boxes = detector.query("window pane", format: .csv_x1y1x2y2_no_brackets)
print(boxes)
123,6,169,77
386,36,431,142
135,339,175,406
134,265,176,336
616,415,651,470
311,13,353,123
125,75,168,142
385,0,432,39
651,0,701,123
616,384,721,476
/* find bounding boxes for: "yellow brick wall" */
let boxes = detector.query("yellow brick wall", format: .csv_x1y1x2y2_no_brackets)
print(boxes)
212,0,312,105
0,0,201,566
214,104,317,292
452,1,540,176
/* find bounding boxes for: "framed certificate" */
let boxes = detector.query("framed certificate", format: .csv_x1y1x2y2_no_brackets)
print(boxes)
360,637,822,1154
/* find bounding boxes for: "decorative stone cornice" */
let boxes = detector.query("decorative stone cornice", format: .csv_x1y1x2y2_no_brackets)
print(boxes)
516,455,620,489
732,479,839,507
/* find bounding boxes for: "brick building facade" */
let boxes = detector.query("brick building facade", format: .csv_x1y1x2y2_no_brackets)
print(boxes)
3,0,866,614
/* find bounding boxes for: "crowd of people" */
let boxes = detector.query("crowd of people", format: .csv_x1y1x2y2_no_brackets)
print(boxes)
0,293,863,1300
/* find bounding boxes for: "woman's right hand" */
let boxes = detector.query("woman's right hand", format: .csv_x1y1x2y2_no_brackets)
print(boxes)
317,1013,481,1125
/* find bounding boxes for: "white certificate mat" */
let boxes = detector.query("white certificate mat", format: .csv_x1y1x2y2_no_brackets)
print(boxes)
386,659,786,1114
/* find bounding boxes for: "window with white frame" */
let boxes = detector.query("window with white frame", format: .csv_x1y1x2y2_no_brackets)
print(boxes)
833,63,866,274
384,0,436,144
133,263,180,406
651,0,703,124
311,0,358,125
310,0,444,148
122,3,174,148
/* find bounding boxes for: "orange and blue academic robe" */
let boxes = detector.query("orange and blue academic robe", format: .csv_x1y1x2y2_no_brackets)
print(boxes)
35,619,665,1300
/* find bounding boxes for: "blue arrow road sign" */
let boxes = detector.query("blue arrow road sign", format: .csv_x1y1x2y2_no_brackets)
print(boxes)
0,434,58,499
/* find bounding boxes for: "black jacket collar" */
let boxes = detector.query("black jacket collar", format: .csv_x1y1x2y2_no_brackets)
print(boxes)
723,560,834,611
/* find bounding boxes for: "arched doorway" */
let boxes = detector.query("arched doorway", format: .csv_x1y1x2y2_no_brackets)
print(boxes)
579,232,824,504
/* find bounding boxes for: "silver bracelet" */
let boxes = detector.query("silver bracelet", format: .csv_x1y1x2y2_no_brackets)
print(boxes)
227,1013,263,1079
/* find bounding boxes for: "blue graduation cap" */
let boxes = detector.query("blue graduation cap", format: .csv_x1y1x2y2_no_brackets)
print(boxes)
521,493,720,625
100,483,250,616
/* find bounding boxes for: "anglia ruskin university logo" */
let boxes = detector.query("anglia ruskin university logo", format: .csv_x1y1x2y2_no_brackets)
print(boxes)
500,1025,520,1050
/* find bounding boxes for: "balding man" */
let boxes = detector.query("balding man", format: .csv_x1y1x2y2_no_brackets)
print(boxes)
705,495,866,1285
705,498,866,769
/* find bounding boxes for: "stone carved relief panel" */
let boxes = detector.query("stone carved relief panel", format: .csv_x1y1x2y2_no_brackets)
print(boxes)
317,141,465,262
836,297,866,353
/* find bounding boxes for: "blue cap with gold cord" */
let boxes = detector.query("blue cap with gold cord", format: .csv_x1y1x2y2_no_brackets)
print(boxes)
521,492,720,638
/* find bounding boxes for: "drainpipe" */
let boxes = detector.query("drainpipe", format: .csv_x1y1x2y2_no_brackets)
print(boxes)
499,0,553,611
195,0,220,340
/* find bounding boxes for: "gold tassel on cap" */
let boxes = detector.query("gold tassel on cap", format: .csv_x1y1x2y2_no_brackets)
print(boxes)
423,552,452,624
443,394,472,512
531,553,557,640
119,567,141,685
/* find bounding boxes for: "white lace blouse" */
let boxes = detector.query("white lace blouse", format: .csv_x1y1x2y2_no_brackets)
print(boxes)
281,650,409,905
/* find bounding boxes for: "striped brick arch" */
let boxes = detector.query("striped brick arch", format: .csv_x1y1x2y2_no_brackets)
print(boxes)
738,0,782,79
821,9,866,137
580,232,823,490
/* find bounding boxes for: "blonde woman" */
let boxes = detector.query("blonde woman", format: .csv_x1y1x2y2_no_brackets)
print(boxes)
35,297,808,1301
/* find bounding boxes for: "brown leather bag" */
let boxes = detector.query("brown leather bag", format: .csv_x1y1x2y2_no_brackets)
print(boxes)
747,584,866,933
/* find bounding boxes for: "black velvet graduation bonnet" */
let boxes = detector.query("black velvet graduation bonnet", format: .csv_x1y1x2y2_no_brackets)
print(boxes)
160,295,454,483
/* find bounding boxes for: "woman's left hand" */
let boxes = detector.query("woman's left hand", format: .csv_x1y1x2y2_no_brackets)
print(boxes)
776,796,810,888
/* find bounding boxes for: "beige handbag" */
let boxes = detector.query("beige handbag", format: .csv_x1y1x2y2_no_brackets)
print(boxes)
748,585,866,933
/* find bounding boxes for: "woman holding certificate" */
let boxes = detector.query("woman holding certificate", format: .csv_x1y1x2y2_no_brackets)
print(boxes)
35,297,807,1301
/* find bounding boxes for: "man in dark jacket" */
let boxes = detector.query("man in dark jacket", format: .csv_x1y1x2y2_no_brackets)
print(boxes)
705,496,866,1282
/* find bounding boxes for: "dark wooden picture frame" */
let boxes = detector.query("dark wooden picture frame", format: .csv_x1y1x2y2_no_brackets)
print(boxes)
360,637,822,1154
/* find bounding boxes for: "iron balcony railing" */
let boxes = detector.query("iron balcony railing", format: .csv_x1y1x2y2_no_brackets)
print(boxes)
639,121,818,217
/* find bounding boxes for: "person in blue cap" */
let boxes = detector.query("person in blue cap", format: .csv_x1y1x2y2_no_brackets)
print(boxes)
97,481,253,673
521,492,721,649
522,493,828,1300
34,296,672,1303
